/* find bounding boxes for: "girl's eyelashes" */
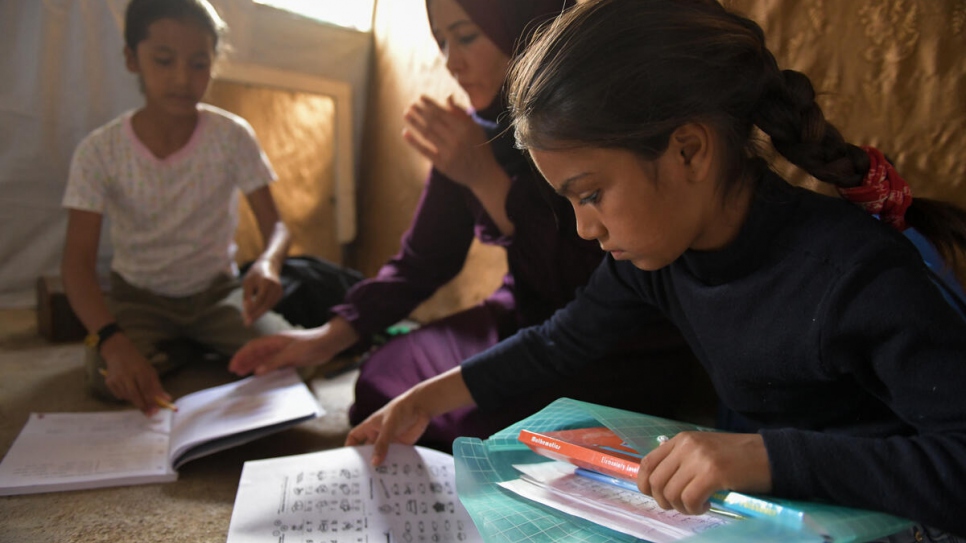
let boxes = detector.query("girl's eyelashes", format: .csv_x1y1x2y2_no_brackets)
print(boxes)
456,32,478,46
578,190,601,206
436,32,478,49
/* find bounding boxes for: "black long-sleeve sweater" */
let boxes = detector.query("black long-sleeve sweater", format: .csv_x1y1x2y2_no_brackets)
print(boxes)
462,170,966,535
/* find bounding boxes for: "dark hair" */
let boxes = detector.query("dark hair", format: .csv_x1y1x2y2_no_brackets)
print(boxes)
508,0,966,264
124,0,226,52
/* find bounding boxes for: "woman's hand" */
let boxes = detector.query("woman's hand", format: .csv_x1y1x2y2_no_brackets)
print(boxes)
228,317,360,376
100,334,171,416
403,95,515,235
637,431,772,515
403,95,499,190
241,258,284,325
345,367,475,465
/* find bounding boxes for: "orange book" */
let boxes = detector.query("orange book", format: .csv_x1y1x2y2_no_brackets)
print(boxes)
518,427,643,481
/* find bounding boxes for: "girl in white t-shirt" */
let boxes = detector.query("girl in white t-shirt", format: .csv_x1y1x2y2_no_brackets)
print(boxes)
61,0,292,415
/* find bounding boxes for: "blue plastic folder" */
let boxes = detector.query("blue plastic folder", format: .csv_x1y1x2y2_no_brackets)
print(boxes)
452,398,913,543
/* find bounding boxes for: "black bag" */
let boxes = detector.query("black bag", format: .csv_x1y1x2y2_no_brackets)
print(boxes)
241,255,364,328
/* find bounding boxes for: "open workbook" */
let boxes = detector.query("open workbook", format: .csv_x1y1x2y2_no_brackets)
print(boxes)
0,368,322,496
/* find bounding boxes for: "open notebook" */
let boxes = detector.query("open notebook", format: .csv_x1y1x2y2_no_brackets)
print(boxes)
0,368,322,495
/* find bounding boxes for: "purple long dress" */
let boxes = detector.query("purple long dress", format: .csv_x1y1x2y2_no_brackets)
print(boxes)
332,0,703,450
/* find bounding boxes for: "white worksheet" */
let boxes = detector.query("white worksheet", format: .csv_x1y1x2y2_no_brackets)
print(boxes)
226,444,483,543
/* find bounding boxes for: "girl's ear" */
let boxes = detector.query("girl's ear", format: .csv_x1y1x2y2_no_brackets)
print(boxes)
124,46,139,74
670,123,715,184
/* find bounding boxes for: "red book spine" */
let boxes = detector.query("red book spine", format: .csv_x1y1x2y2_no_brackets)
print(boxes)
518,429,641,481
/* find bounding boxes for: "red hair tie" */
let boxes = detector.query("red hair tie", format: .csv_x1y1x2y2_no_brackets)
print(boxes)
837,146,912,231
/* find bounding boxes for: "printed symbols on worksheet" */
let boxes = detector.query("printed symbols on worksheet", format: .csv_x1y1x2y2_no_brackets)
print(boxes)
266,457,471,542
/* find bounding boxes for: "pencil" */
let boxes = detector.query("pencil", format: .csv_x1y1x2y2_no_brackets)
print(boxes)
97,368,178,412
153,397,179,412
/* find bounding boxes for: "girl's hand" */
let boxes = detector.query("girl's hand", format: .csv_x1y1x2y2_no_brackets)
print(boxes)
345,388,434,466
100,334,170,416
402,95,499,190
637,431,772,515
241,259,284,325
229,318,359,376
345,367,475,466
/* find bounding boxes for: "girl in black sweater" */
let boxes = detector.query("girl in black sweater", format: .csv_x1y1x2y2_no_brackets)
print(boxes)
348,0,966,538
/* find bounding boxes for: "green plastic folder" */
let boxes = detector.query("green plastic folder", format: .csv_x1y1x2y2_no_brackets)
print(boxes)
453,398,913,543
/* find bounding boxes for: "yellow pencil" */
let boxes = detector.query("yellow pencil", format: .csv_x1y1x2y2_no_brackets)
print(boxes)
97,368,178,412
153,397,179,412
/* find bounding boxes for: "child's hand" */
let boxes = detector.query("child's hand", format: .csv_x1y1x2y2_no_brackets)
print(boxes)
345,367,473,466
100,334,170,416
637,431,772,515
402,95,497,190
345,389,433,467
241,259,284,325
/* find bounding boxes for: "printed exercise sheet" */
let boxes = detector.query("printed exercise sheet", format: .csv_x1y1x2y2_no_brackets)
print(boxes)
226,444,482,543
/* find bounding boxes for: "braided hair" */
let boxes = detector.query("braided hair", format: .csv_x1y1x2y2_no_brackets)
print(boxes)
508,0,966,264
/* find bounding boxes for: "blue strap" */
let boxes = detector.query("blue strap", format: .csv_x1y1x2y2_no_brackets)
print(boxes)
904,228,966,321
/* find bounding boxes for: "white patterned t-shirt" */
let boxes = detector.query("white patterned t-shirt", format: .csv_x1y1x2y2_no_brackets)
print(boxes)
63,103,277,297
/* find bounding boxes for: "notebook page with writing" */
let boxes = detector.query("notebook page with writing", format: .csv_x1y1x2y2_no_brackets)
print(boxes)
0,369,322,495
0,410,177,495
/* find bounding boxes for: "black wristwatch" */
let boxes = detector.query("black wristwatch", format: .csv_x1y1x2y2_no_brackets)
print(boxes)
85,322,122,353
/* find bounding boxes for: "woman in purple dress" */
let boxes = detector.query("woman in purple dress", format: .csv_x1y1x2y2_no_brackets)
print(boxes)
230,0,703,450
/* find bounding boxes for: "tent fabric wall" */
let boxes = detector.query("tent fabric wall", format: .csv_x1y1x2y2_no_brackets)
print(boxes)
0,0,371,308
0,0,135,308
